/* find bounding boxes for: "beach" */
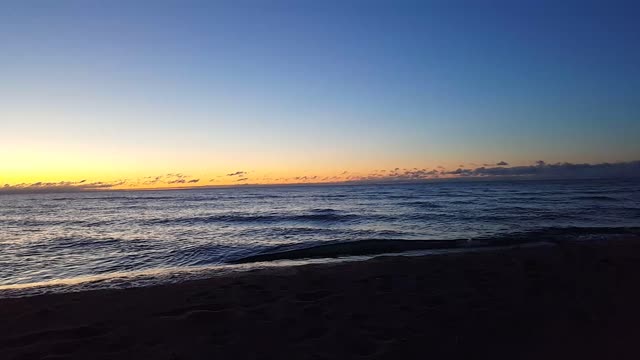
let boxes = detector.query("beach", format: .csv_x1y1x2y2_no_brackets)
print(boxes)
2,237,640,359
3,1,639,359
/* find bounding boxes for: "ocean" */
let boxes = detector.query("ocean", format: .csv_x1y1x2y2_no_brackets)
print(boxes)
1,179,639,296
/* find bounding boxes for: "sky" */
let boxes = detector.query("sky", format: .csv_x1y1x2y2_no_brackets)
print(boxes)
1,0,639,191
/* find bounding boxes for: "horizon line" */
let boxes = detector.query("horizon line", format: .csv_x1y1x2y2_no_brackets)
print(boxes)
2,174,639,196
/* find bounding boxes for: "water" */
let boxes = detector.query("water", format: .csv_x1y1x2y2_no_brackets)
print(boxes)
1,179,639,295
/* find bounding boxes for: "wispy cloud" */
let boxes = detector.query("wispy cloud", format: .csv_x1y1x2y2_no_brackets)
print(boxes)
484,161,509,166
139,173,199,186
0,180,127,194
227,171,247,177
0,173,205,194
294,176,318,181
142,176,163,185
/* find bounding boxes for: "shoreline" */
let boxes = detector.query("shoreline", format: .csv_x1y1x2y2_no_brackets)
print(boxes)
4,226,638,298
0,240,554,299
2,237,640,359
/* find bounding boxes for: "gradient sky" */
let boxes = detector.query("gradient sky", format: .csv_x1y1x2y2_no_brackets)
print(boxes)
2,1,639,189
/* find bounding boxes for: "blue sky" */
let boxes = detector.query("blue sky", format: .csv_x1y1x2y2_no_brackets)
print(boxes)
1,0,639,187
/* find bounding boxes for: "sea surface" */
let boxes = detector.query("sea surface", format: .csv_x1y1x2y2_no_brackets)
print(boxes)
1,179,639,296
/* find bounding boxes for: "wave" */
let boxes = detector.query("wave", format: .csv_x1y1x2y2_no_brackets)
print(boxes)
0,218,121,227
50,195,178,201
571,195,620,202
45,237,121,251
495,226,640,239
145,212,364,225
319,194,348,199
229,239,466,263
230,227,640,264
402,201,442,209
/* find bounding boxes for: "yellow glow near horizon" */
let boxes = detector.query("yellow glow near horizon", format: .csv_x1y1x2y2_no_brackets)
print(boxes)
1,137,464,189
5,123,626,191
0,159,458,190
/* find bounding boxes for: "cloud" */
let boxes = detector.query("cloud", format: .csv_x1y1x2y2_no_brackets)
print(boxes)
339,160,640,184
227,171,247,177
344,168,442,183
1,172,206,194
460,160,640,179
142,176,163,185
138,173,201,186
484,161,509,166
0,180,126,194
236,177,249,182
445,168,473,176
141,173,191,185
293,176,319,182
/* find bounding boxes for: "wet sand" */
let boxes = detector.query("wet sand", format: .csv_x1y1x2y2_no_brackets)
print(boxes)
2,238,640,359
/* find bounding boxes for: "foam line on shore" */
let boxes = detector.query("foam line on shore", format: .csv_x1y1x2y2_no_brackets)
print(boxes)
231,227,640,264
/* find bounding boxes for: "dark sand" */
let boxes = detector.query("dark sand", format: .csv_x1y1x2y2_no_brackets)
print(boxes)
2,238,640,359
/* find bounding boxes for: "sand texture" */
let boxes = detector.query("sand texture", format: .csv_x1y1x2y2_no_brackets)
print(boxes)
2,238,640,359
